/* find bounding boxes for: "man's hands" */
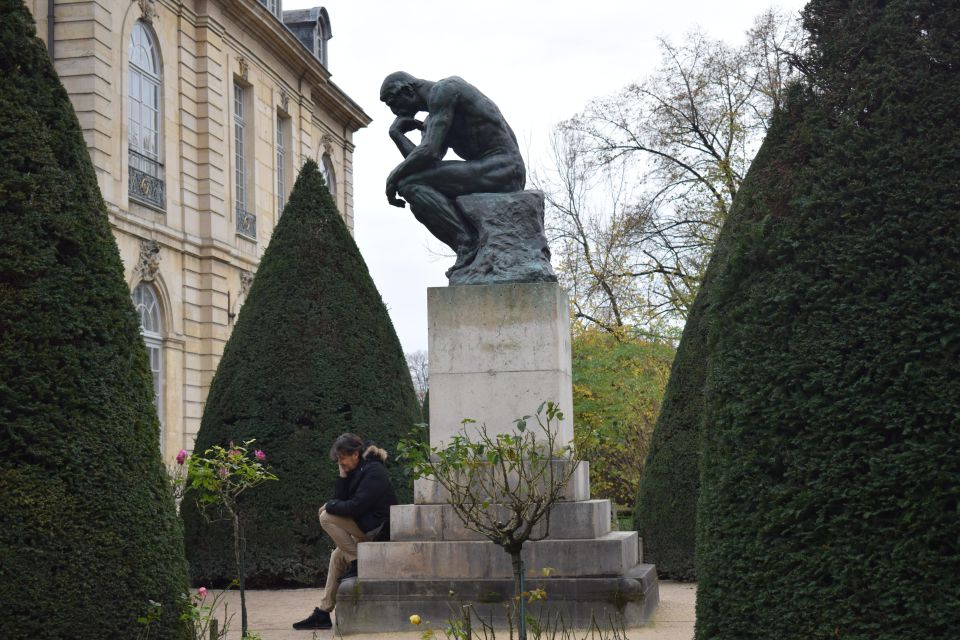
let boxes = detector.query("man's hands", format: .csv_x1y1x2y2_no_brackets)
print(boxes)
390,116,423,136
386,116,423,207
386,172,406,208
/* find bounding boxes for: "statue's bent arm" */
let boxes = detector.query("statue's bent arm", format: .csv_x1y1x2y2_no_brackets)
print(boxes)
389,84,459,186
388,117,423,158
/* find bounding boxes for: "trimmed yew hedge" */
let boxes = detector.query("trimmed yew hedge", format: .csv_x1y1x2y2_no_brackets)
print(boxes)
695,1,960,638
182,161,419,587
633,295,707,581
0,3,189,637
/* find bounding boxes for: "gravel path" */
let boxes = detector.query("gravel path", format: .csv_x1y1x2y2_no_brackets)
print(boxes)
205,581,696,640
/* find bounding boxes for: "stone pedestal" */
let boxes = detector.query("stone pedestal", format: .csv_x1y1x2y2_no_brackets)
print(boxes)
333,283,658,634
428,283,574,448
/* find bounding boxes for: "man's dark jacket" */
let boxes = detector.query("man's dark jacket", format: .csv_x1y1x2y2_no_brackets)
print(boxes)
324,446,397,540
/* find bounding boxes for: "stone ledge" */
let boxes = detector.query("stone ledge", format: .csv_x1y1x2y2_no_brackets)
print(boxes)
358,531,638,580
391,499,612,541
333,563,659,635
414,459,590,504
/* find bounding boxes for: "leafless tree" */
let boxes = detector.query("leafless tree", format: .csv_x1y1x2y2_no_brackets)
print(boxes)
405,349,429,406
545,10,802,332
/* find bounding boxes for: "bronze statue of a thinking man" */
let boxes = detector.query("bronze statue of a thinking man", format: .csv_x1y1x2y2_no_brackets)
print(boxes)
381,71,526,276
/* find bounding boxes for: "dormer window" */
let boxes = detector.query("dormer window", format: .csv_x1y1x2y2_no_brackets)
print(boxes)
283,7,332,68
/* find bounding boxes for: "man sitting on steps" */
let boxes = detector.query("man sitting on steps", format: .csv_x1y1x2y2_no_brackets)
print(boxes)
292,433,398,631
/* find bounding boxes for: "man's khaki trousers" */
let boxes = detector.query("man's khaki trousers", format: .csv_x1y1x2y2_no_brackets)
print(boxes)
318,510,370,612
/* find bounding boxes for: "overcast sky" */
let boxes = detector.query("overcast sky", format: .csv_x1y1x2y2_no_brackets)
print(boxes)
285,0,808,354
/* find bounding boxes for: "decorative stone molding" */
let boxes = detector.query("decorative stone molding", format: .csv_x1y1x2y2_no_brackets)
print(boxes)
137,239,161,282
238,56,249,82
280,89,290,113
137,0,158,24
320,133,335,157
239,270,254,296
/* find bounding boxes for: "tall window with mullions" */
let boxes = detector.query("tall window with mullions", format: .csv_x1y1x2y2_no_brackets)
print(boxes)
132,283,164,453
234,83,256,238
234,84,246,213
128,22,165,209
276,113,286,214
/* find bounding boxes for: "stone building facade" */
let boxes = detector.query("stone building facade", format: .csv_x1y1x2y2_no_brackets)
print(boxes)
28,0,371,463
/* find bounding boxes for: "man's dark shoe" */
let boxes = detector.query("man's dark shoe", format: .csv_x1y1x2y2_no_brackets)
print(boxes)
292,607,332,630
338,560,358,583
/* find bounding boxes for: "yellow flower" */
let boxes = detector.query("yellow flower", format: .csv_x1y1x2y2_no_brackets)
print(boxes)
409,614,422,625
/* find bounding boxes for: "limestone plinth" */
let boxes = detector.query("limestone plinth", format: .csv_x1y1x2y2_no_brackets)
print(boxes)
428,283,574,449
332,282,658,634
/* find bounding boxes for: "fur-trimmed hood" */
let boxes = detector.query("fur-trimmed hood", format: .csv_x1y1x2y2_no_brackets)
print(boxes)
362,444,388,462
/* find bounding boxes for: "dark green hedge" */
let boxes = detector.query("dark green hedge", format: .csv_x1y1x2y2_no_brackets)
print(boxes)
633,295,707,581
182,161,419,588
696,1,960,638
0,3,190,638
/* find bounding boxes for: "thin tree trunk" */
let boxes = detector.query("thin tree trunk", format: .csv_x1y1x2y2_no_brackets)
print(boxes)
234,513,248,638
511,551,526,640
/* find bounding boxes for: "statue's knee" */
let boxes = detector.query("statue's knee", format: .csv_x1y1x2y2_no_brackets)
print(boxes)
397,181,421,202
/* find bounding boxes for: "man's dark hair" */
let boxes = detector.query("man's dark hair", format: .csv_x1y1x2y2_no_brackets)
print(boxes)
329,433,364,461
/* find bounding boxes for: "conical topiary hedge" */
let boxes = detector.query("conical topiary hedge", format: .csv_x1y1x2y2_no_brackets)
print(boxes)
182,161,420,587
0,3,190,638
633,294,707,581
695,1,960,638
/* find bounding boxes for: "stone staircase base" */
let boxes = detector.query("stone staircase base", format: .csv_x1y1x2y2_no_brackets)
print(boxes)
332,563,659,635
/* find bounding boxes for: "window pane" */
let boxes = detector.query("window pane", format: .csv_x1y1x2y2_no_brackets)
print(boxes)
235,86,246,210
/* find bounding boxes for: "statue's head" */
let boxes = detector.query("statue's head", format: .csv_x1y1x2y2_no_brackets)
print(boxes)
380,71,422,117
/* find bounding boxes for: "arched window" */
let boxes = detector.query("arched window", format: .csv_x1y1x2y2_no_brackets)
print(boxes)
132,283,164,451
320,153,337,202
128,22,165,209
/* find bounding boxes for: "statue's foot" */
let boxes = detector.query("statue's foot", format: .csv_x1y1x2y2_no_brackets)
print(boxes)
445,242,479,278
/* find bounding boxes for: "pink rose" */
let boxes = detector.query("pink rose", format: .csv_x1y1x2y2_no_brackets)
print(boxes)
198,586,208,599
254,450,266,461
176,449,187,465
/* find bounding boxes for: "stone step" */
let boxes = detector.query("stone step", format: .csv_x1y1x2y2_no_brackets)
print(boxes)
333,562,659,635
391,499,612,541
358,531,639,580
413,459,590,504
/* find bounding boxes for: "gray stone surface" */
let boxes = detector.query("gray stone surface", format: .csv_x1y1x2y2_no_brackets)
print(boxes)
428,283,574,449
358,531,639,580
392,499,611,541
413,459,590,504
448,191,557,286
334,563,659,635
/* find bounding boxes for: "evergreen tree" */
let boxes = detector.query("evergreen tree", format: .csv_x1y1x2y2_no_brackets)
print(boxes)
632,295,707,581
0,3,189,638
182,161,419,587
696,2,960,638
